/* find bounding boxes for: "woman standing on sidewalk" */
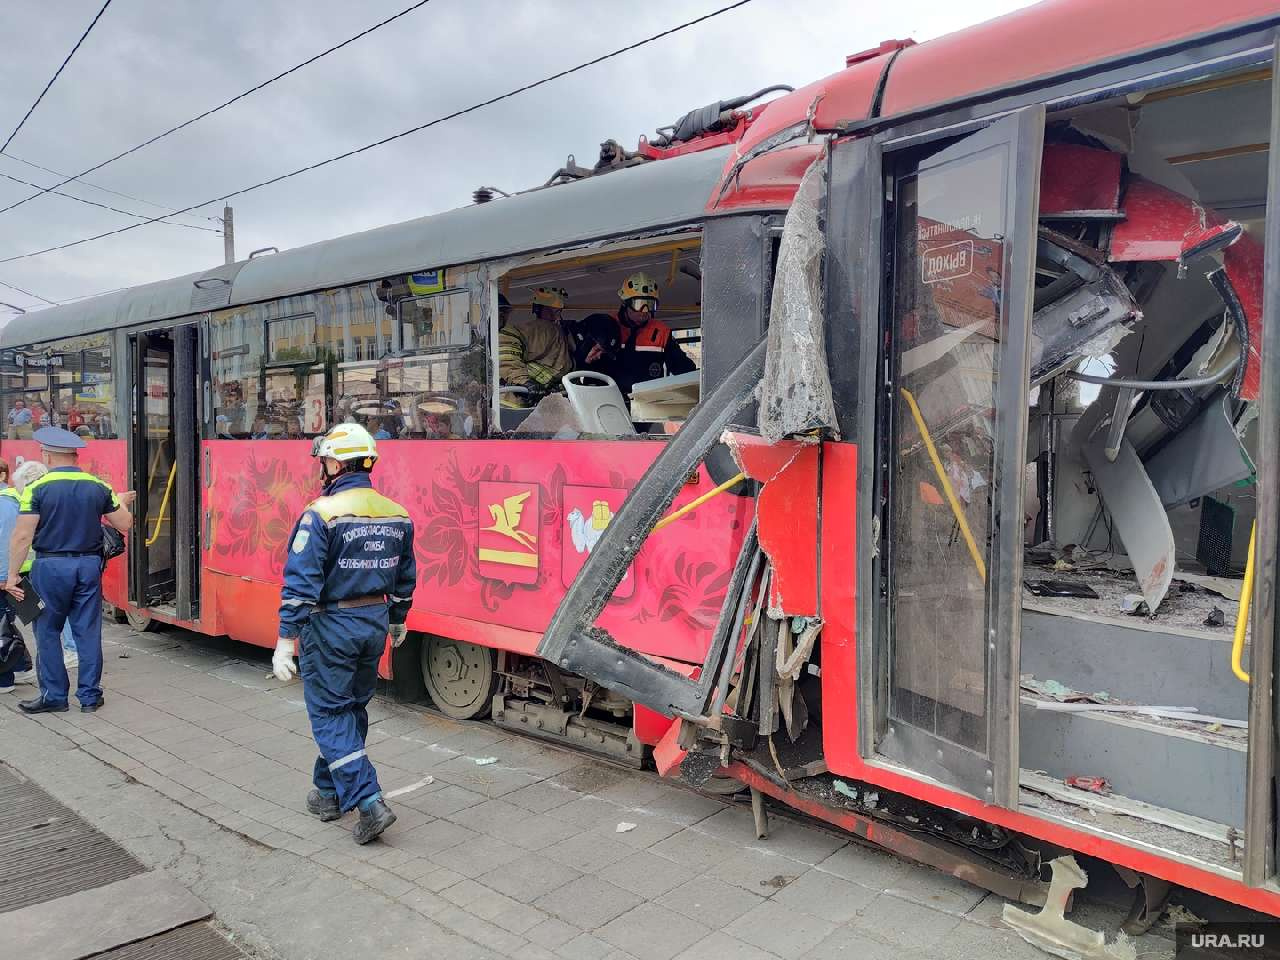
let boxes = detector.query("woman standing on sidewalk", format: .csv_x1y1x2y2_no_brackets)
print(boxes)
0,458,35,693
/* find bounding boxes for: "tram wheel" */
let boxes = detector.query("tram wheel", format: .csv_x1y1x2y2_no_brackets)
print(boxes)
699,773,747,796
421,635,497,720
125,608,156,633
102,601,127,624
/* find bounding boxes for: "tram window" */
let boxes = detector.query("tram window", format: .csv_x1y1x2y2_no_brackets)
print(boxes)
498,237,702,435
2,334,114,439
209,306,265,438
335,278,486,440
264,313,329,437
398,293,470,351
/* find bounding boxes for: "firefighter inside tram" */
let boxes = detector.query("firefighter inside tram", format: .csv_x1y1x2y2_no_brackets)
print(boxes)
495,237,703,433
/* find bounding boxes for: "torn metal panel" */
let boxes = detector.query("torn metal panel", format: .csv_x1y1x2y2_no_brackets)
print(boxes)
1003,856,1136,960
1179,221,1244,267
759,154,838,442
1038,143,1123,219
1030,268,1141,387
1107,176,1264,400
1146,393,1255,508
535,337,766,718
1078,423,1175,611
730,762,1048,907
725,431,821,617
1109,177,1216,262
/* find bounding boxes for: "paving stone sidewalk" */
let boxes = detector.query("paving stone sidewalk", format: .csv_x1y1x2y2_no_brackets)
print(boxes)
0,621,1162,960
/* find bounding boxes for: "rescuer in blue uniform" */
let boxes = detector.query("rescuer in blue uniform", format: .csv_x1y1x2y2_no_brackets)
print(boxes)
5,427,134,714
273,423,416,845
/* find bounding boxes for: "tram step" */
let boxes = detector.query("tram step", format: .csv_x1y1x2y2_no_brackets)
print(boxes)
1018,699,1246,828
491,695,645,769
1021,607,1247,722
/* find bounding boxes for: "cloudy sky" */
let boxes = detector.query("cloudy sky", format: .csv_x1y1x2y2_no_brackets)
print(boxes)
0,0,1035,313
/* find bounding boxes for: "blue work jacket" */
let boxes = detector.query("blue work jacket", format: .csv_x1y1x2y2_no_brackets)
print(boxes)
277,472,417,640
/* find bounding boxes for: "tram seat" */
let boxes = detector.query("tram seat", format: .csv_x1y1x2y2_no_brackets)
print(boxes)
500,406,536,431
563,371,634,436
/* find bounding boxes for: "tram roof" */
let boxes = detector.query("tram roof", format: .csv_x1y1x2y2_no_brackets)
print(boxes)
2,144,735,350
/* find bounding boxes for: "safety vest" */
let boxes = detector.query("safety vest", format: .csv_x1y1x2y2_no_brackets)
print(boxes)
620,316,675,354
0,487,34,573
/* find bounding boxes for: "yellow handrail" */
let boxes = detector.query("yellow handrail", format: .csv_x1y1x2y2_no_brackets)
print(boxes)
1232,521,1256,684
900,387,986,582
145,462,177,548
652,472,747,533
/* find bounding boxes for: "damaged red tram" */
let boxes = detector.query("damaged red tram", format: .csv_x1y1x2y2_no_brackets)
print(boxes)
4,0,1280,927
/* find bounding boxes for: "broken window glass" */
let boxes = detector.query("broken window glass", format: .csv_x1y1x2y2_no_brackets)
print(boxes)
887,140,1010,755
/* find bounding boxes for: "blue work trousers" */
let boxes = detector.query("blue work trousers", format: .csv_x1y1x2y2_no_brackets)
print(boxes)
31,555,103,707
299,606,386,812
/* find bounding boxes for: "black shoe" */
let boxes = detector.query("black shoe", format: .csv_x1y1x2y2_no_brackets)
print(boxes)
80,697,105,713
353,798,396,845
306,788,341,822
19,696,68,714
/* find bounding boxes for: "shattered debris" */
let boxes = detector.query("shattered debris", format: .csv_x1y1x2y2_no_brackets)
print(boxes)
1025,579,1100,599
759,154,837,442
1119,595,1149,617
1021,674,1112,704
1003,856,1136,960
832,779,858,802
615,822,637,833
1161,905,1206,929
472,757,498,766
1203,607,1226,628
1065,776,1112,797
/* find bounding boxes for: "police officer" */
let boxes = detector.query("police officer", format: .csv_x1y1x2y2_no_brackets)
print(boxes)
272,423,416,845
5,427,134,714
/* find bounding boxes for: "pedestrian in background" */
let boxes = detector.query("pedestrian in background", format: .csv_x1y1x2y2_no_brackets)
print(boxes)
0,458,34,693
13,460,89,667
5,428,133,714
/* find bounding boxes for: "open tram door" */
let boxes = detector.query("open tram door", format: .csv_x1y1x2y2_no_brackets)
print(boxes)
836,106,1045,808
127,325,200,622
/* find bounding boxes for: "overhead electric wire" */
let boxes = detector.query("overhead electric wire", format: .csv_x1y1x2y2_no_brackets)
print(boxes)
1,150,212,226
0,277,57,307
0,0,437,219
2,0,115,153
0,169,220,233
0,0,758,268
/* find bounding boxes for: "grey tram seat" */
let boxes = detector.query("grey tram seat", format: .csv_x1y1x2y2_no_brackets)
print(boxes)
563,371,633,435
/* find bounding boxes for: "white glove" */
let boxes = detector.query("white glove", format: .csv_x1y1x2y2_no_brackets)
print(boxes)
272,637,298,682
389,624,407,648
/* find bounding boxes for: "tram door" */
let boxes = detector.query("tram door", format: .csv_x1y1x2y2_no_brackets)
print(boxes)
128,326,200,619
834,107,1044,808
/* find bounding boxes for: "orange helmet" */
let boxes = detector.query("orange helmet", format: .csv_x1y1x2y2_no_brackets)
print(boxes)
532,286,567,310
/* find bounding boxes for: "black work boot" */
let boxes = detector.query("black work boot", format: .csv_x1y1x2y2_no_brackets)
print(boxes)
306,789,340,822
19,695,68,714
353,797,396,845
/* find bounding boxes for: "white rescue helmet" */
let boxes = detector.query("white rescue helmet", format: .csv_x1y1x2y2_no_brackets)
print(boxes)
311,422,378,468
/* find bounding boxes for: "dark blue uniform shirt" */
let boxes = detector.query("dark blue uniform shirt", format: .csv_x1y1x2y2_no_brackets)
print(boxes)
277,472,417,640
19,466,120,555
